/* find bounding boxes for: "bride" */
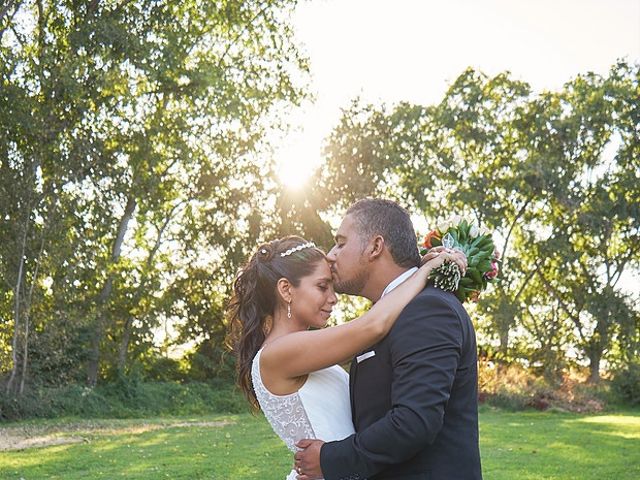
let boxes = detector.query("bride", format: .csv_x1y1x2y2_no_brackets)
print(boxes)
227,235,465,480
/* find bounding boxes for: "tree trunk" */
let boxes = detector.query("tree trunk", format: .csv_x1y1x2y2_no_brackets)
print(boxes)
499,330,509,359
116,202,180,374
86,195,137,387
18,226,46,395
86,276,113,386
6,219,29,394
6,260,23,394
588,351,601,384
117,317,133,374
19,311,30,395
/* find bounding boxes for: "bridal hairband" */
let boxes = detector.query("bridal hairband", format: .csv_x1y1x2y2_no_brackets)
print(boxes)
258,242,316,258
280,242,316,257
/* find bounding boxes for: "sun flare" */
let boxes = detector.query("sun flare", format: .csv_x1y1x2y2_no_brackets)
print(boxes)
276,134,322,190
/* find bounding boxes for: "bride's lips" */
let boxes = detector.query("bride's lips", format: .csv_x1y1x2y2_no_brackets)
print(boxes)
321,309,332,318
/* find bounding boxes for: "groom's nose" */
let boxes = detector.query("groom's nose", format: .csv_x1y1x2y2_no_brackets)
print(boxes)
326,246,337,262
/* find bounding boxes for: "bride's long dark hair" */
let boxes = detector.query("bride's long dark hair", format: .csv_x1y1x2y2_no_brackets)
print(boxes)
226,236,326,411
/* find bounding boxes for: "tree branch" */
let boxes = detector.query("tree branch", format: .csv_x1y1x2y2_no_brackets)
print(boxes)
218,1,271,68
502,194,534,267
0,0,22,44
536,269,587,345
611,242,640,287
513,257,543,305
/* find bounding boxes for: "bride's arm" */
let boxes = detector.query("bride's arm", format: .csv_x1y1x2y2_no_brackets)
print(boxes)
261,251,464,379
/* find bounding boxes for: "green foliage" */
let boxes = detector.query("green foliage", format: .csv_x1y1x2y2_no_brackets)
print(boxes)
611,361,640,406
140,355,186,383
0,0,311,391
318,61,640,382
0,0,637,395
0,381,245,422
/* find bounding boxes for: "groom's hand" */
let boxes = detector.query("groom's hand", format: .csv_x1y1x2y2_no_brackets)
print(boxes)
294,439,324,480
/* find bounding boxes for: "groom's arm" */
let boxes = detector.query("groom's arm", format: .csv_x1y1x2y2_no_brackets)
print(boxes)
319,294,462,480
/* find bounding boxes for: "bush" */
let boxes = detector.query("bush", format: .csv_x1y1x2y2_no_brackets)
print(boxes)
0,380,247,422
143,356,186,382
611,361,640,406
478,360,606,412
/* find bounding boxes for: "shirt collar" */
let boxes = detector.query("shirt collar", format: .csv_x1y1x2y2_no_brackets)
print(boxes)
380,267,418,299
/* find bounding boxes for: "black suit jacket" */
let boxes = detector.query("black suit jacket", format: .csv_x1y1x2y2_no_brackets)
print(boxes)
320,285,482,480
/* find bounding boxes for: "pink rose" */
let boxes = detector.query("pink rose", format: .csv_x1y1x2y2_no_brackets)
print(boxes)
484,261,499,280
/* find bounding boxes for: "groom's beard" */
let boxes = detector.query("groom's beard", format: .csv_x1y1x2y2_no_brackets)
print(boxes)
333,269,369,297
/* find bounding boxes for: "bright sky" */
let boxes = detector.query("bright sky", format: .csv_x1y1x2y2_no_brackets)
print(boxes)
276,0,640,186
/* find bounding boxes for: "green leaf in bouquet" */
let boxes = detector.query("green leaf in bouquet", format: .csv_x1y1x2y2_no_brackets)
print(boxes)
477,259,492,273
475,235,492,249
457,224,468,243
469,235,484,248
459,276,475,287
467,254,482,267
468,268,482,284
455,288,466,302
482,241,495,255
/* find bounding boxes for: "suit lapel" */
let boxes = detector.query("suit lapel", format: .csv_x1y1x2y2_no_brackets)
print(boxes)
349,356,358,425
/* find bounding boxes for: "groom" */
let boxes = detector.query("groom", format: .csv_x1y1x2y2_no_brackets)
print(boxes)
294,199,482,480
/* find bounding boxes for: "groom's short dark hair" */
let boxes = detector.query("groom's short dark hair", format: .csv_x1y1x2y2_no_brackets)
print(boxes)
346,198,420,268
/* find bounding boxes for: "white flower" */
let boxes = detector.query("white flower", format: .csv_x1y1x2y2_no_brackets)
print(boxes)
438,220,451,232
469,224,480,238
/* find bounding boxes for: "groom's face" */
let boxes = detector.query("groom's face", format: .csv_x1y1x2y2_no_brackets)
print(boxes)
326,214,370,296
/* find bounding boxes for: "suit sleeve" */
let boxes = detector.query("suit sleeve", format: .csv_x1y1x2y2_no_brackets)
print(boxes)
320,294,463,480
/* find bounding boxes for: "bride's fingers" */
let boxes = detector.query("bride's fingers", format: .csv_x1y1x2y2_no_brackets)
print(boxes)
421,252,440,265
450,252,467,270
451,254,466,272
441,252,466,274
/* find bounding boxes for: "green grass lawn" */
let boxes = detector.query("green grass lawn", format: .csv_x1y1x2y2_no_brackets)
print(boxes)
1,407,638,479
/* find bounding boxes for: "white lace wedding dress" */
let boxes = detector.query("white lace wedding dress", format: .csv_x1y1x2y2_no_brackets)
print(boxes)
252,347,355,480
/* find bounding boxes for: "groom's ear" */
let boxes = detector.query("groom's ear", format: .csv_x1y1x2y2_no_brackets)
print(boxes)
368,235,385,260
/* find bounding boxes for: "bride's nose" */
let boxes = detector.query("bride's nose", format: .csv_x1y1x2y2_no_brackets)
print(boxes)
328,290,337,305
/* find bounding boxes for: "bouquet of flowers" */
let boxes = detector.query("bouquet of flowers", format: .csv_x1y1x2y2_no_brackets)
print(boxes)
420,215,500,303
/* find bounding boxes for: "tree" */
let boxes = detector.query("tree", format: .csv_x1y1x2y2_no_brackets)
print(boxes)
317,62,640,381
0,0,309,390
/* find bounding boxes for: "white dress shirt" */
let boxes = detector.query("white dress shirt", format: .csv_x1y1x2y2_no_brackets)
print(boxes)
380,267,419,299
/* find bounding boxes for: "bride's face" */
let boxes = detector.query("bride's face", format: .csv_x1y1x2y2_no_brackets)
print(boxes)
290,260,337,329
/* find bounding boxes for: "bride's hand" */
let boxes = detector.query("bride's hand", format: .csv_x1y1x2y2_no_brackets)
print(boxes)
420,247,467,275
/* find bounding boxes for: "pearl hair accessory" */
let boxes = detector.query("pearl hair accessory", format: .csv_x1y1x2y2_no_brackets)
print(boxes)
280,242,316,257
